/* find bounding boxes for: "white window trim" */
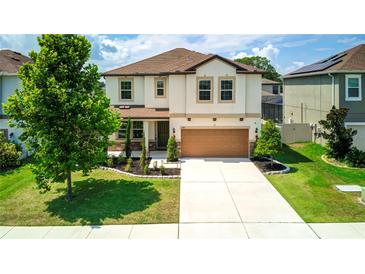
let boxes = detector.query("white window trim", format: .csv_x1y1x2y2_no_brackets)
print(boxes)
345,122,365,126
154,77,167,98
345,74,362,101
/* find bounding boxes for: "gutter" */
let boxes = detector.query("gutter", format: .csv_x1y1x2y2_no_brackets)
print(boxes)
328,73,335,107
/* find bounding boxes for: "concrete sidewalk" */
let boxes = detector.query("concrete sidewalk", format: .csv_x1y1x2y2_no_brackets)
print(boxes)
2,223,365,239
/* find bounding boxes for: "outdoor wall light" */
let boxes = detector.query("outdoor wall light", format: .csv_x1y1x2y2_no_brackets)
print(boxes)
172,128,176,134
187,118,191,121
239,117,244,121
213,117,217,121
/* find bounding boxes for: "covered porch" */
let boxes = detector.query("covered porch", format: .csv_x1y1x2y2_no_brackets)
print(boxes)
108,106,170,154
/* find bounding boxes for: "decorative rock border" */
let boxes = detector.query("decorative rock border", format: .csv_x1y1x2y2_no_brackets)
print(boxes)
261,158,290,175
321,154,363,170
99,166,180,179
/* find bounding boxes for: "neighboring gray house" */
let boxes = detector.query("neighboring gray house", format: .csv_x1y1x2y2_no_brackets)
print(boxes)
262,78,282,123
0,50,31,142
283,44,365,150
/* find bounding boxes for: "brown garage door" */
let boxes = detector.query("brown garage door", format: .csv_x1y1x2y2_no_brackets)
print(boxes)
181,128,249,157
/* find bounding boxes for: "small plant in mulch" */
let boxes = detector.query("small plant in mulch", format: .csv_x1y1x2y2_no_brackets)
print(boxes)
143,164,149,175
117,154,126,165
160,164,166,175
153,161,158,171
124,157,133,172
106,157,114,168
139,135,147,169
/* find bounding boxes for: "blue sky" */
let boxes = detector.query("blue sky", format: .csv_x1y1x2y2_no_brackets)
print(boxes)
1,34,365,74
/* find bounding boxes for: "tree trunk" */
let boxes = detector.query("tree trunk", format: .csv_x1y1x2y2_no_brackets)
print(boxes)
66,170,72,201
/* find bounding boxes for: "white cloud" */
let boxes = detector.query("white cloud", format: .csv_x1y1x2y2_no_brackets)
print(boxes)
231,44,280,61
252,44,280,59
281,38,318,48
0,34,39,55
337,37,358,44
283,61,305,74
89,34,270,72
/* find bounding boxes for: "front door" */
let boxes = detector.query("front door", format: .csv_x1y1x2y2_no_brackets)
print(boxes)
157,121,169,149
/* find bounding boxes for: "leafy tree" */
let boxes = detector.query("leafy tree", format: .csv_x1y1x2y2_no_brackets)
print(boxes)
319,106,357,160
0,132,21,169
234,56,281,82
254,120,281,164
166,135,178,162
4,34,120,201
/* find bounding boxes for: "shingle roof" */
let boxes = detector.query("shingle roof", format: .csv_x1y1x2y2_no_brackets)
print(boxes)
112,106,169,119
262,78,280,84
0,49,31,74
102,48,263,76
284,44,365,78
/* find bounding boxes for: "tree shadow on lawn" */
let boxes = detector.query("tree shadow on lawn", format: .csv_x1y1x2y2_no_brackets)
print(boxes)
275,145,313,164
45,178,161,225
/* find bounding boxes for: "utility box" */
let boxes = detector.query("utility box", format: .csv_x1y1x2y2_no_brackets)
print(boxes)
362,188,365,203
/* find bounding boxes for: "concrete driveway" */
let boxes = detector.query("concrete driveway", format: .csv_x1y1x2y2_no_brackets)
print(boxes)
179,158,319,238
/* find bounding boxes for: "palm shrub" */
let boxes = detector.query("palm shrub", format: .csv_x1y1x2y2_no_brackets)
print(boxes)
143,164,149,175
166,135,179,162
0,132,21,169
124,157,133,172
160,163,166,175
319,106,357,160
125,117,132,158
254,120,281,165
139,134,147,169
346,147,365,168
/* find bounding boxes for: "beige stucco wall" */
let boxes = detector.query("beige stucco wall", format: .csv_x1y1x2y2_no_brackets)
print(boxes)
144,76,169,108
105,76,145,105
170,117,260,141
283,75,339,125
169,75,186,113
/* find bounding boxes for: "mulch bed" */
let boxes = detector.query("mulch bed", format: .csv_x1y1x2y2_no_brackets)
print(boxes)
110,158,180,176
250,157,287,173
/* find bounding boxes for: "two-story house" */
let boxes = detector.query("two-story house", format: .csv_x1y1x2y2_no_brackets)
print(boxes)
0,50,31,142
102,48,263,157
283,44,365,150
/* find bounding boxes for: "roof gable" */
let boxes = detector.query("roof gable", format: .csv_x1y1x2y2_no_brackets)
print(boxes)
0,49,32,74
102,48,263,76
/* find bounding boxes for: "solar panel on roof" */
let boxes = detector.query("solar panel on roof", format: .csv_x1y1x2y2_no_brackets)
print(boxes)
290,52,347,75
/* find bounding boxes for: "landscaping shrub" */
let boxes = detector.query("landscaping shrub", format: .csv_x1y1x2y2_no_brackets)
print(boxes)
346,147,365,168
160,164,166,175
111,155,118,166
319,106,357,160
106,157,114,168
153,161,158,171
143,164,149,175
139,135,147,169
166,135,179,162
124,117,132,158
0,132,21,169
124,158,133,172
254,120,281,164
117,153,126,165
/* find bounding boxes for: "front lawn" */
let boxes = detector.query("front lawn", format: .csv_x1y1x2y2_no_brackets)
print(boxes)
267,143,365,223
0,166,179,226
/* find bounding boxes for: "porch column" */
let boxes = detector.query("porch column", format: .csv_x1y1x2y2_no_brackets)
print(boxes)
143,121,149,154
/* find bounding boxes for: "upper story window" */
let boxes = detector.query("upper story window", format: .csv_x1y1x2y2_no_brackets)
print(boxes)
155,78,166,97
197,77,213,103
272,85,279,94
346,74,362,101
132,121,144,138
219,77,235,102
120,79,133,100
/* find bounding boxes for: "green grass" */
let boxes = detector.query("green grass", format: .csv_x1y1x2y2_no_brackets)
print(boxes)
0,166,180,226
267,143,365,223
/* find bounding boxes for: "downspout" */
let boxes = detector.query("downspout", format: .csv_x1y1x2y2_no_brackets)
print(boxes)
328,73,335,107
